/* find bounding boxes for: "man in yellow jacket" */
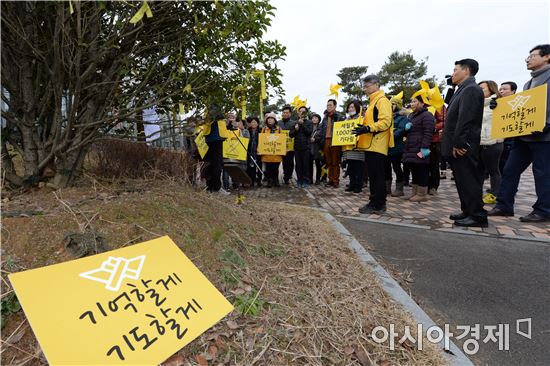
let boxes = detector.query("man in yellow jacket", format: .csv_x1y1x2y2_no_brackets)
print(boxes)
352,75,394,214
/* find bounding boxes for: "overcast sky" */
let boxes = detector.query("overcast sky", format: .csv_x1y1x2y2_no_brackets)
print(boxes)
264,0,550,115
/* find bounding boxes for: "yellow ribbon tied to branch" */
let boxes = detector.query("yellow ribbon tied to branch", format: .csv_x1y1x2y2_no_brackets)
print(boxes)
130,0,153,24
232,85,247,120
251,70,267,117
179,84,192,115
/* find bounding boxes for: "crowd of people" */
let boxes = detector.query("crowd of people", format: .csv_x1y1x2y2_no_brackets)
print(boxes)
200,44,550,227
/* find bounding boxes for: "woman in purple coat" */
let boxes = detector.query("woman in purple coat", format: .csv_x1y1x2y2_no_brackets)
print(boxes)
402,95,435,202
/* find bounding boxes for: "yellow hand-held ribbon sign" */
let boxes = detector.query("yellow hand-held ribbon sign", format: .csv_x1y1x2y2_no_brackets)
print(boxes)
328,83,342,99
291,95,307,111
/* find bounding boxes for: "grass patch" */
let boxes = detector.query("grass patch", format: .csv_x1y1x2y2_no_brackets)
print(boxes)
220,266,241,286
1,293,21,329
220,247,246,268
233,289,265,316
211,228,224,242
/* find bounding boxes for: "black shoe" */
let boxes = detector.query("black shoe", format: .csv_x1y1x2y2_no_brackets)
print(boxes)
353,189,362,194
359,205,386,214
454,216,488,228
449,212,467,220
314,181,320,185
358,204,372,214
345,187,354,192
487,207,514,217
284,179,290,185
519,212,550,223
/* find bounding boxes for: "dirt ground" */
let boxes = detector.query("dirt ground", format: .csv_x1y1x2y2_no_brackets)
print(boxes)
1,178,446,365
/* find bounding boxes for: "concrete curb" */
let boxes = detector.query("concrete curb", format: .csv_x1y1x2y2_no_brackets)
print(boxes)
324,212,474,366
335,215,550,244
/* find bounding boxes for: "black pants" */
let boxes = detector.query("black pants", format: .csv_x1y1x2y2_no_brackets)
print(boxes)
403,163,410,185
429,142,441,190
440,155,450,171
309,156,323,183
450,150,487,218
405,162,429,187
499,139,514,175
205,140,223,192
282,151,295,181
365,152,387,209
265,162,280,185
294,149,310,183
385,154,403,183
247,159,262,186
480,143,504,195
348,159,365,191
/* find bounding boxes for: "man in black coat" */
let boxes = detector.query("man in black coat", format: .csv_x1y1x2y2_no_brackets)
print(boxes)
278,105,295,185
442,59,488,227
289,106,313,187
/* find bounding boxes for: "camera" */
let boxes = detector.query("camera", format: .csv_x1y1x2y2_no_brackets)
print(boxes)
445,74,454,86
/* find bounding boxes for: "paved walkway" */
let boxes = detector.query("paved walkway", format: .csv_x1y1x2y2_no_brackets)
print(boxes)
244,168,550,242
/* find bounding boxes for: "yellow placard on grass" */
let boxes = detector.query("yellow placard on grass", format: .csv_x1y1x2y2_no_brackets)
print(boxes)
195,127,209,159
8,236,234,366
281,130,294,152
223,136,248,161
258,133,287,155
331,117,362,146
491,84,547,139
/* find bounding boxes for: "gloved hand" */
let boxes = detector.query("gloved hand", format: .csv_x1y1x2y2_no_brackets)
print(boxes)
352,125,371,135
418,148,431,158
530,124,550,136
489,97,498,110
405,122,412,131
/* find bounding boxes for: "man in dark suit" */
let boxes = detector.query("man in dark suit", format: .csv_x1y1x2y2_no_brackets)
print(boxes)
442,59,488,227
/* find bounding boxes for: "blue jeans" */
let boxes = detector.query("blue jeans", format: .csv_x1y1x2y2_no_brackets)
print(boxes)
495,139,550,217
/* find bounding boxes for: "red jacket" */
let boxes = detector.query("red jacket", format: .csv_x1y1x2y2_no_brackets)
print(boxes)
432,106,446,143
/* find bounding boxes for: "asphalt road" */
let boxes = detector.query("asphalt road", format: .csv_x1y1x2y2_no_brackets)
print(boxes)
338,218,550,366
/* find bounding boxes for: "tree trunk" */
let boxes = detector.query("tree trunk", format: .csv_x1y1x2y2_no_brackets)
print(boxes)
50,146,88,188
136,109,145,142
1,139,24,187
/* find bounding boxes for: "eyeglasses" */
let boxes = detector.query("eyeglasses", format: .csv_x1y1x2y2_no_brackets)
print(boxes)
526,53,541,60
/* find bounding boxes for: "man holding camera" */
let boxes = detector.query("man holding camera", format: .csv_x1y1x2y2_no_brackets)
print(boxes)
290,106,313,187
488,44,550,222
442,59,488,227
352,75,394,214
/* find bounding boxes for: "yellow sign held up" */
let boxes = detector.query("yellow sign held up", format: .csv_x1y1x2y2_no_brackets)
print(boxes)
281,130,294,152
258,133,287,155
223,136,249,161
491,84,547,139
331,117,362,146
195,127,209,159
8,236,233,366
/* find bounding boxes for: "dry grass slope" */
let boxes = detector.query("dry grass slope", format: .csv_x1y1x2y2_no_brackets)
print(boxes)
1,178,446,365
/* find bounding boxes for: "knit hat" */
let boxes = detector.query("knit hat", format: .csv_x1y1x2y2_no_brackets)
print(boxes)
265,112,277,124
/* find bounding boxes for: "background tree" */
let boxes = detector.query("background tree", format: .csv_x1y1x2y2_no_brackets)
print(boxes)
1,0,286,188
337,66,369,110
377,51,429,100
